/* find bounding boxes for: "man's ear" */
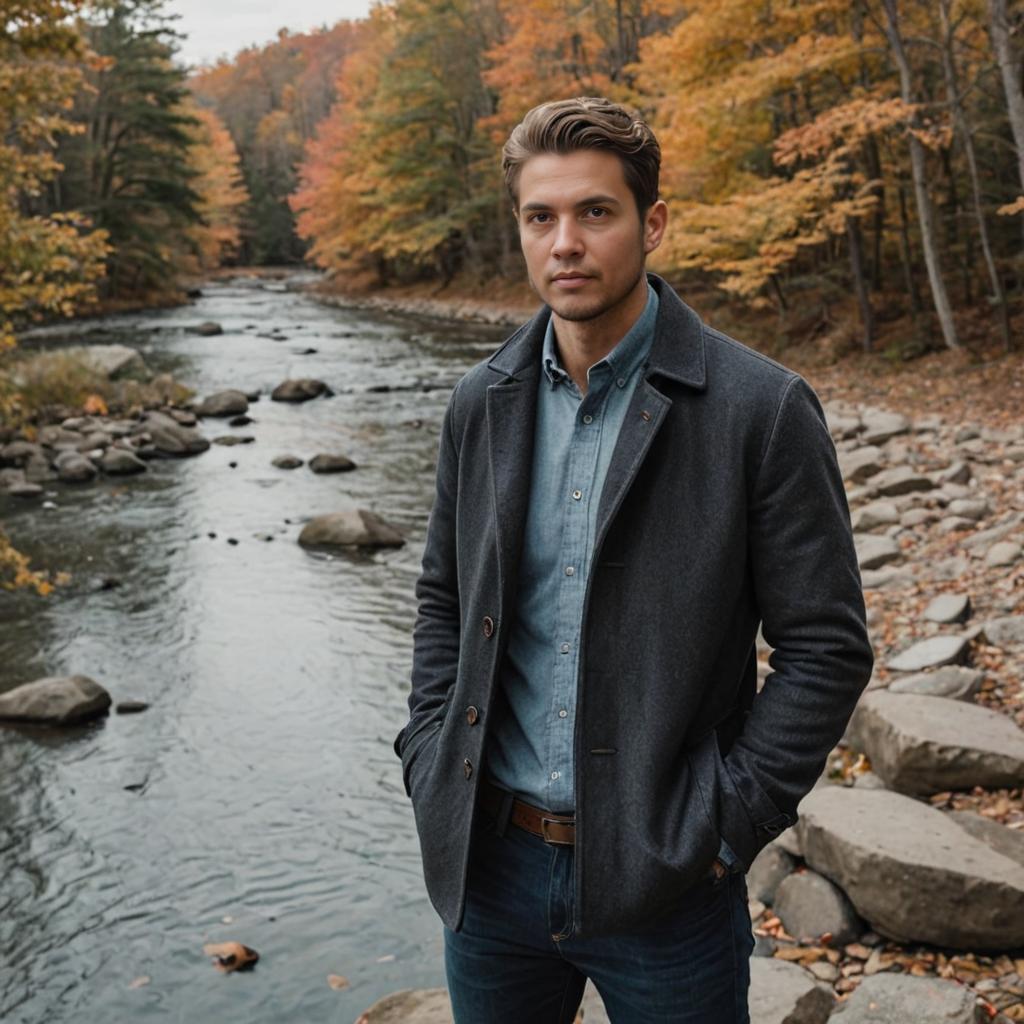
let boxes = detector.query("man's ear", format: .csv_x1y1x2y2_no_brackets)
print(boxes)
643,199,668,255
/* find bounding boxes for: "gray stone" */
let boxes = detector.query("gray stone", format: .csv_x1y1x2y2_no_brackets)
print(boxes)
829,974,978,1023
859,566,913,590
100,448,148,476
196,389,249,417
887,665,983,700
773,870,862,946
826,412,861,440
869,466,936,497
24,453,56,482
851,501,900,532
0,440,42,467
936,516,976,535
948,497,990,521
298,509,404,549
775,827,803,859
938,460,972,485
272,455,303,469
54,451,97,483
211,435,254,446
192,321,223,336
838,447,883,483
983,615,1024,648
849,691,1024,795
885,634,968,672
898,507,935,528
135,411,210,457
271,378,330,403
748,844,797,905
922,593,971,624
0,675,111,725
962,513,1024,550
986,540,1022,566
7,481,44,498
860,410,910,445
797,786,1024,948
852,770,887,790
309,453,357,474
351,987,451,1023
749,958,834,1024
948,810,1024,869
854,535,902,571
61,343,146,379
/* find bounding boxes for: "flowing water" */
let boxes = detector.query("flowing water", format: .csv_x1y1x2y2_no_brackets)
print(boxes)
0,272,510,1023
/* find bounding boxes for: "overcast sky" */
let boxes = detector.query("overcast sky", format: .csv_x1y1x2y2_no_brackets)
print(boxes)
166,0,373,70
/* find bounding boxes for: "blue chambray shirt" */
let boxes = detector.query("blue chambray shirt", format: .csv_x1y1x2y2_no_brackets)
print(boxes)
484,284,658,813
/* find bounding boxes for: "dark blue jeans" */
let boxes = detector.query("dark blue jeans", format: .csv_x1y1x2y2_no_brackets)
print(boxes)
444,801,754,1023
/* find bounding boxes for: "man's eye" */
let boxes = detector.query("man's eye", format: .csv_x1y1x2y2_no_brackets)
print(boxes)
529,212,551,224
586,207,608,218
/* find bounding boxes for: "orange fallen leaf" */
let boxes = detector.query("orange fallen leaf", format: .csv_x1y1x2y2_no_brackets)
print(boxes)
129,975,150,989
327,974,349,990
202,940,259,972
83,394,108,415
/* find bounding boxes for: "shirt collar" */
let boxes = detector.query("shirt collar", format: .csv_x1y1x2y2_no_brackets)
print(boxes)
541,283,659,389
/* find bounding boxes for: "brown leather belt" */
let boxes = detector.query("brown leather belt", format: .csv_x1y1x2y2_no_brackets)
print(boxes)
480,778,576,845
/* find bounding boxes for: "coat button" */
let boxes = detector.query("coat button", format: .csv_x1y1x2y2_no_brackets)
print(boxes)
482,615,494,638
463,758,473,779
466,705,479,726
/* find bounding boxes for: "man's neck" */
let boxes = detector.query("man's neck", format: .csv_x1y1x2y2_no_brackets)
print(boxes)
551,277,650,396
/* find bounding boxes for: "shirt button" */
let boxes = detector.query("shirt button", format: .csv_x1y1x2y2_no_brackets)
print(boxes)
558,709,567,718
550,771,560,780
560,642,570,654
565,566,574,576
572,489,582,500
466,705,479,725
582,414,593,424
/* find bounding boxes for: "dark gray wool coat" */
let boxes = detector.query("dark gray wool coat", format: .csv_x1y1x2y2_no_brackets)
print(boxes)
393,272,873,938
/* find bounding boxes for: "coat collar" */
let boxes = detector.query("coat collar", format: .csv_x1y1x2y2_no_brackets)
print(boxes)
486,273,707,391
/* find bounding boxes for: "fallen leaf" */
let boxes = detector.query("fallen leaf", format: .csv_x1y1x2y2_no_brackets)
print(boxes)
375,954,395,963
129,975,150,989
202,940,259,972
327,974,349,990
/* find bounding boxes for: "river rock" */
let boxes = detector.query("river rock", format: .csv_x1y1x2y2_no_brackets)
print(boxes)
62,343,146,379
196,389,249,417
854,535,901,571
985,540,1022,566
938,460,972,485
0,440,41,467
868,466,936,497
8,481,44,498
885,633,968,672
100,448,148,476
24,453,56,482
272,455,303,469
355,987,451,1023
860,410,910,445
298,510,404,549
922,593,970,624
54,450,98,483
747,843,796,905
772,870,862,946
192,321,223,336
826,411,861,440
271,378,330,403
135,411,210,457
983,615,1024,648
838,447,883,483
309,453,356,473
797,786,1024,948
851,501,899,532
212,435,254,446
886,665,983,700
749,959,834,1024
0,675,111,725
947,497,990,521
829,974,978,1023
848,691,1024,795
948,810,1024,869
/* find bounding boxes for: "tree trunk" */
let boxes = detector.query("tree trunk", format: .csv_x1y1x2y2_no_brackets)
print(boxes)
941,0,1011,349
847,217,875,351
882,0,960,350
987,0,1024,249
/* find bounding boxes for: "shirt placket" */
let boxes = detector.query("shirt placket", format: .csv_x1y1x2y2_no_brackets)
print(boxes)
545,367,611,811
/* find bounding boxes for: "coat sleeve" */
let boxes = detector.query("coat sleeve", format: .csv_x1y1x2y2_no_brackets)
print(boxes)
392,379,463,796
719,374,874,868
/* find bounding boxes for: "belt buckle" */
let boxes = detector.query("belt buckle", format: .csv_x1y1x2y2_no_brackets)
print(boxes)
540,816,575,846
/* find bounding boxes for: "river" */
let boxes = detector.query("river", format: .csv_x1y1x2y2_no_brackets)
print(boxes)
0,271,510,1023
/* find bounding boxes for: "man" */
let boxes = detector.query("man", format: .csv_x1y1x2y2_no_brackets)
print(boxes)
393,97,873,1023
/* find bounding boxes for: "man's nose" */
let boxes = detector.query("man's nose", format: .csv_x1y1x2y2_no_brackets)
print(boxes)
551,218,584,259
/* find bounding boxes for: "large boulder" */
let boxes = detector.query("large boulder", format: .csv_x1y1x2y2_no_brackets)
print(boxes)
298,510,404,549
134,411,210,457
354,988,451,1023
797,786,1024,948
886,665,983,701
271,378,330,403
829,974,981,1023
0,675,111,725
749,959,834,1024
195,389,249,418
54,450,98,483
100,448,148,476
848,691,1024,795
772,871,862,946
885,634,968,672
859,410,910,446
62,344,146,379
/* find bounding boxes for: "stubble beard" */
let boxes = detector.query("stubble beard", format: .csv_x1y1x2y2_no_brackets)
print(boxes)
532,255,647,325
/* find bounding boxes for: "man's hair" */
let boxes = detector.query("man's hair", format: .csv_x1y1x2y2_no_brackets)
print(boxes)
502,97,661,215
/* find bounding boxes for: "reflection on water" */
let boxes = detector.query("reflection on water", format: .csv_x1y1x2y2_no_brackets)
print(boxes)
0,275,509,1022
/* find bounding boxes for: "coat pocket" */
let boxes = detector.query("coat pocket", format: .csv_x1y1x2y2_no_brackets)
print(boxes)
400,709,446,798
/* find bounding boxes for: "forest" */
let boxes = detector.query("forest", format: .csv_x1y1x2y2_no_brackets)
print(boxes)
3,0,1024,359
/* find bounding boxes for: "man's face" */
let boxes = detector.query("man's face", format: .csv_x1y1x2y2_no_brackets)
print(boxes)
514,149,667,325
